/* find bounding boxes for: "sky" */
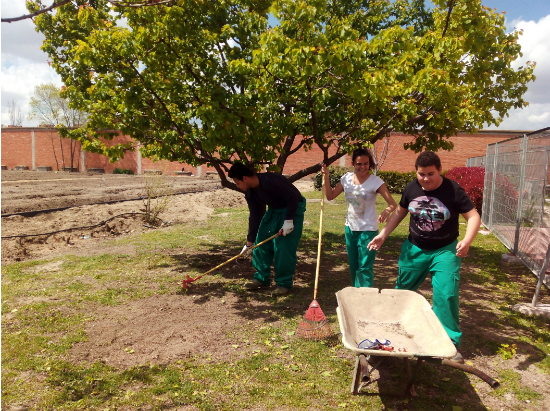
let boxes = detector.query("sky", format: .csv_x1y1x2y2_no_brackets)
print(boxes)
1,0,549,131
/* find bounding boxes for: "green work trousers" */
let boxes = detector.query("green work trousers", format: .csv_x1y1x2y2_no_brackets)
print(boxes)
345,227,378,288
396,239,462,346
252,198,306,289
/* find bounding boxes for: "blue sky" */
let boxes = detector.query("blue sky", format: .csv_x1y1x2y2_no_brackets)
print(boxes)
1,0,549,130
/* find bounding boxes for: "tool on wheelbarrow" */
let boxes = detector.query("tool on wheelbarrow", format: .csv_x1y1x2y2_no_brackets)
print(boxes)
335,287,500,396
297,176,333,340
181,233,279,290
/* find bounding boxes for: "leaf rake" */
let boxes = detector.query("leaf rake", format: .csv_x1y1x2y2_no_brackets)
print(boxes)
297,176,333,340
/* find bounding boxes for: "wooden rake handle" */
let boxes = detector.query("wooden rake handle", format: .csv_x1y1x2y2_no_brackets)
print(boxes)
182,232,279,288
313,176,325,300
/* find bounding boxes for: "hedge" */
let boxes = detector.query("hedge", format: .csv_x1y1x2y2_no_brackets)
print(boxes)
113,167,134,175
312,166,416,194
445,166,485,215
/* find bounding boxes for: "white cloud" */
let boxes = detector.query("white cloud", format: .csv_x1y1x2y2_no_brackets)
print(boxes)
491,14,550,130
528,111,549,123
1,0,62,126
1,57,62,126
1,0,49,63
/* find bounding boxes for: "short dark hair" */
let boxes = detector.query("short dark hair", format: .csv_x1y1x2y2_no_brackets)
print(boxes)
415,151,441,170
351,148,375,170
228,162,255,180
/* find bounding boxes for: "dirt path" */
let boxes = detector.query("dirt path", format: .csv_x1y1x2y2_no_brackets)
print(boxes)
1,170,222,215
1,172,314,263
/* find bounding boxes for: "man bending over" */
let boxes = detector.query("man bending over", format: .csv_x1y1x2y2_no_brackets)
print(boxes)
228,163,306,296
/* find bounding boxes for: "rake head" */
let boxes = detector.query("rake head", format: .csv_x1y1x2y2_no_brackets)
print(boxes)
297,299,333,340
182,275,198,290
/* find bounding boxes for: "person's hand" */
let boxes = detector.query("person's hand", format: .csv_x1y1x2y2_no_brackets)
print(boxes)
367,234,386,251
321,163,328,175
240,244,253,258
378,209,392,223
279,220,294,236
456,240,471,258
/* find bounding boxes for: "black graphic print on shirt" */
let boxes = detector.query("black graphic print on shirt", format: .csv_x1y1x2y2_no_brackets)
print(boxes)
408,196,450,232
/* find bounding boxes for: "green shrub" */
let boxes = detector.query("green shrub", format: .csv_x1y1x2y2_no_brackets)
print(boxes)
376,171,417,194
312,166,353,191
313,166,416,194
113,167,134,175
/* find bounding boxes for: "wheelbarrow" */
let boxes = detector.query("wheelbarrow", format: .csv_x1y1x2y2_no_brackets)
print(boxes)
335,287,500,396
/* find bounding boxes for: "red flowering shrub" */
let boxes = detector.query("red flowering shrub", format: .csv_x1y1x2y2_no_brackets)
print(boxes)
445,167,485,215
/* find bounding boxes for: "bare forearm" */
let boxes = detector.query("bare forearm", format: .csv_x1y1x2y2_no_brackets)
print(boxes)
378,206,408,239
462,212,481,246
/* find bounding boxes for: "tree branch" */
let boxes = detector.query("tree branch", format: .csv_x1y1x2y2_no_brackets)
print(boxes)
287,149,347,183
2,0,175,23
441,0,455,38
2,0,72,23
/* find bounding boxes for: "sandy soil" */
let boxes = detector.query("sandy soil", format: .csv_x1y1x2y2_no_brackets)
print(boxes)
1,170,222,214
1,171,314,263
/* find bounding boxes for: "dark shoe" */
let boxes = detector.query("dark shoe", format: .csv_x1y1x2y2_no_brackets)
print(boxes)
272,286,290,296
451,349,464,364
245,279,270,290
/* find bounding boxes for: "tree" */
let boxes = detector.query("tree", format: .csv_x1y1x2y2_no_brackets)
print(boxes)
32,0,535,190
28,83,88,170
7,99,23,126
371,134,402,174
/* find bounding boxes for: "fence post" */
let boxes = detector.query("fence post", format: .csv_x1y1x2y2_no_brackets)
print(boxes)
513,135,528,255
136,141,142,175
488,143,499,231
532,243,550,306
31,129,36,171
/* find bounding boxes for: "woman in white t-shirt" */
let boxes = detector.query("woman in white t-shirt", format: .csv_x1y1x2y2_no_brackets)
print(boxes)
321,148,397,287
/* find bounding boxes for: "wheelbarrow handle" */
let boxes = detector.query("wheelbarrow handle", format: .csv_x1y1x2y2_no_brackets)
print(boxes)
423,357,500,389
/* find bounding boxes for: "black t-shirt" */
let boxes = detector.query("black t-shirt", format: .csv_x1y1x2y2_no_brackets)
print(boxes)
399,177,474,250
245,173,303,242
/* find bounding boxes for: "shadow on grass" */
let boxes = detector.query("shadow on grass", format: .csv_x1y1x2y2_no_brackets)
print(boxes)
160,231,550,406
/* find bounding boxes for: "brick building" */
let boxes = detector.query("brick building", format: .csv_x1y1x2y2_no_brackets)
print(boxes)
1,127,529,177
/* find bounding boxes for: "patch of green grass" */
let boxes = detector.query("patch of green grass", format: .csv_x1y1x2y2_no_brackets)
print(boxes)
2,189,549,410
493,369,543,402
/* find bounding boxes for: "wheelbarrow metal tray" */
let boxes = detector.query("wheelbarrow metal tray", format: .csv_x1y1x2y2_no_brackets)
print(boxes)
336,287,456,359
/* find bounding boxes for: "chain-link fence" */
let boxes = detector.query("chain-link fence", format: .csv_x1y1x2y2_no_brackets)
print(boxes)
481,127,550,305
466,155,486,167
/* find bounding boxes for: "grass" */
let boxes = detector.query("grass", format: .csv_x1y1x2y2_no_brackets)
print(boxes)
2,190,550,410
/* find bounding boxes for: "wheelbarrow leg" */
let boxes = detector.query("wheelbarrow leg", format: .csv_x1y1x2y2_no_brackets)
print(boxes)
351,355,363,395
403,358,423,397
352,354,382,394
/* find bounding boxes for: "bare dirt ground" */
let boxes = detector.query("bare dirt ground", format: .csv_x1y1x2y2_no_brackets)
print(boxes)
1,170,222,214
1,170,314,263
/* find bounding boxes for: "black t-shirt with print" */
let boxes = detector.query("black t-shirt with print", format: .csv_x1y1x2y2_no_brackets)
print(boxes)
399,177,474,251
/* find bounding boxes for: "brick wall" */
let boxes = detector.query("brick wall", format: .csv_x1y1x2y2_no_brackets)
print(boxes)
1,127,527,176
371,131,521,172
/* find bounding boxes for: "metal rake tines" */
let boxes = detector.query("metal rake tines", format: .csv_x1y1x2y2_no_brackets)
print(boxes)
297,318,333,340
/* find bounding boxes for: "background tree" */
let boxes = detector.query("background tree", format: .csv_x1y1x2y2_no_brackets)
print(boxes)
7,99,23,126
31,0,535,190
28,83,88,170
371,134,402,174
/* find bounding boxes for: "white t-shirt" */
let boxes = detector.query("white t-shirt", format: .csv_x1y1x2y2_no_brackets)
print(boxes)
340,172,384,231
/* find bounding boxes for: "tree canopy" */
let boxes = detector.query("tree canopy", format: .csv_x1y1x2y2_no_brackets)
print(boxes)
31,0,535,189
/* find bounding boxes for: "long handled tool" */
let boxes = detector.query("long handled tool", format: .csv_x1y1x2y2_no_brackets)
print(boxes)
297,176,333,340
182,233,279,289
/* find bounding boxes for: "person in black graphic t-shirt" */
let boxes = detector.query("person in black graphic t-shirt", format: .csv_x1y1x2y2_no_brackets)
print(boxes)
367,151,480,363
